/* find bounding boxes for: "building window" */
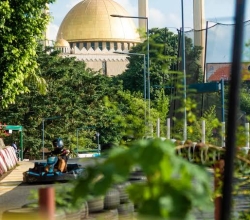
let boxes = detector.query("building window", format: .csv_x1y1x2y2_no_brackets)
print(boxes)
98,42,103,50
121,42,124,51
102,61,107,75
106,42,110,50
90,42,95,50
70,43,73,48
114,42,118,51
127,43,130,50
76,42,80,49
83,42,87,49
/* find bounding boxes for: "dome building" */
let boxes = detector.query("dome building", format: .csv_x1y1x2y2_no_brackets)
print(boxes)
55,35,71,54
54,0,148,76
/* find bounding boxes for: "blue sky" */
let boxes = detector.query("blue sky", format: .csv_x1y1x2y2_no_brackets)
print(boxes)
49,0,250,62
49,0,250,40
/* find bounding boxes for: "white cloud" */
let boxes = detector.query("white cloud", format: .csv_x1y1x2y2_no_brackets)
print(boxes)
149,8,167,28
114,0,137,15
149,8,184,31
48,23,59,41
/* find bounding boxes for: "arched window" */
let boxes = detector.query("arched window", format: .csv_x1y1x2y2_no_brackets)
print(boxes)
83,42,87,49
114,42,118,51
106,42,110,50
99,42,103,50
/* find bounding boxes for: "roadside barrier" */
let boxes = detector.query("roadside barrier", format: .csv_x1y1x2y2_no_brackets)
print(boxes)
5,147,18,165
1,149,14,169
4,148,14,167
0,154,7,173
0,147,19,177
0,149,12,170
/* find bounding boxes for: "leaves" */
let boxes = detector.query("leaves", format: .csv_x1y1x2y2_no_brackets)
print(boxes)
71,139,212,220
0,0,55,107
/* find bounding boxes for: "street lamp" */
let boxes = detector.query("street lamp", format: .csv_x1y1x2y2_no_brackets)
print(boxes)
181,0,187,141
110,14,150,124
42,116,61,160
114,51,147,129
96,132,100,152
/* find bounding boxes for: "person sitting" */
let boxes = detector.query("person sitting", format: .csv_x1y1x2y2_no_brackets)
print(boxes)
50,138,70,172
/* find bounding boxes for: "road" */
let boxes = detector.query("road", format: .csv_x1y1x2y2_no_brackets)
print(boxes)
0,157,101,219
1,157,250,220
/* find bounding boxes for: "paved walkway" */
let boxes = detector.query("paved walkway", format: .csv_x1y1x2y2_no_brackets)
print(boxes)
0,161,34,196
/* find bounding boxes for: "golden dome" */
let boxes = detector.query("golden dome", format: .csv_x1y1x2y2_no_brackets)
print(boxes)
55,38,70,47
56,0,141,43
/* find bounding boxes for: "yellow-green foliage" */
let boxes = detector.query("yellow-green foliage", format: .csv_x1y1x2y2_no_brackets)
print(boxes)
72,139,212,220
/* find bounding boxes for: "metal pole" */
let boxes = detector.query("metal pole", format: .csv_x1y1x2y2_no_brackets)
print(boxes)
221,122,225,148
221,79,225,122
42,119,45,160
146,18,150,122
143,54,147,129
167,118,171,139
96,132,100,152
156,118,160,138
203,21,209,83
201,21,209,117
220,1,246,219
20,128,23,161
181,0,187,141
76,129,79,153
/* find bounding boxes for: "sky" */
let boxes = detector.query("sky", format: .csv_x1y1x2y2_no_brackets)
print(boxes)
49,0,250,62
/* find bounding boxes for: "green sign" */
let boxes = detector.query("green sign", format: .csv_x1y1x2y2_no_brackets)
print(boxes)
188,82,221,93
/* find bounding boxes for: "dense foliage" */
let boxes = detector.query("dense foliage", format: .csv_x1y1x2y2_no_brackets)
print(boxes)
0,0,55,107
0,46,166,157
114,28,203,97
72,139,212,220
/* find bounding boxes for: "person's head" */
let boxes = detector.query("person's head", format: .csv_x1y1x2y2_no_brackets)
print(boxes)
52,138,64,148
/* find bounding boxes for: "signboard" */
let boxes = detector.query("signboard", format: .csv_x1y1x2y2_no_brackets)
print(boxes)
188,82,221,93
206,62,250,82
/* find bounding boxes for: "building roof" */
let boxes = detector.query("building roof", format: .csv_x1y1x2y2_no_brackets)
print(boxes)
56,0,141,43
207,62,250,81
55,38,70,47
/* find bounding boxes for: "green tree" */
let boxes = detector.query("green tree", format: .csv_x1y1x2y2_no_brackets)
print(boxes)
0,0,55,107
0,47,164,156
114,28,202,96
114,28,179,95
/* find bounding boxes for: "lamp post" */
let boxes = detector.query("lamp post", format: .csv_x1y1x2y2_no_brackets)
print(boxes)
42,116,61,160
110,14,150,124
114,51,147,129
181,0,187,141
96,132,100,152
